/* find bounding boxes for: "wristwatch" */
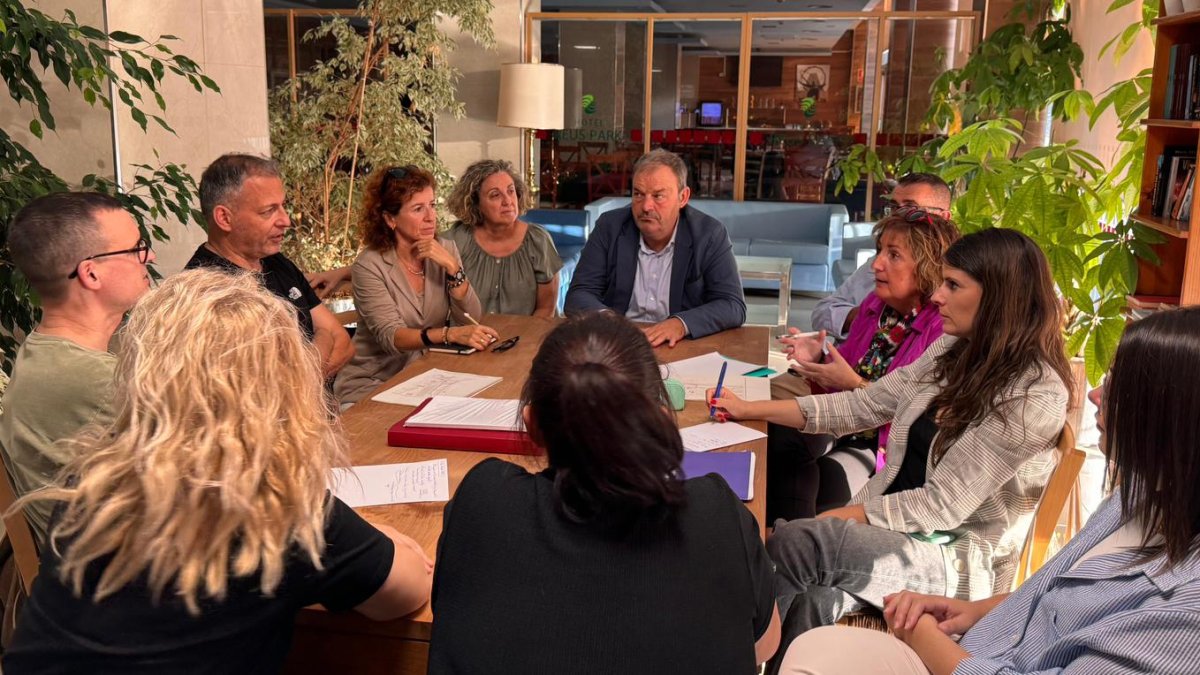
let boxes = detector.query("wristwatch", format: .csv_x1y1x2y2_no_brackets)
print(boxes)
445,268,467,289
420,327,434,347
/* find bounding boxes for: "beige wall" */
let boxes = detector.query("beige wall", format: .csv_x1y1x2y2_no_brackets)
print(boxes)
1051,0,1153,170
3,0,268,276
435,0,529,182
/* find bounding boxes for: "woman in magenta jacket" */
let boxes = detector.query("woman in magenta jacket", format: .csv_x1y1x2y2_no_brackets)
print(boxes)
770,208,959,520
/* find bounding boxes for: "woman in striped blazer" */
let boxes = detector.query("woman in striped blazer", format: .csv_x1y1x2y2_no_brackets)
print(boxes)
776,306,1200,675
712,229,1074,671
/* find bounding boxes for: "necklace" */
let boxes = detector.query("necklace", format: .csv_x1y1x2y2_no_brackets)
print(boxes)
399,258,424,277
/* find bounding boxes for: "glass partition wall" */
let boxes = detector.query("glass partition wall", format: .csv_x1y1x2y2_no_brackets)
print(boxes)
531,8,977,215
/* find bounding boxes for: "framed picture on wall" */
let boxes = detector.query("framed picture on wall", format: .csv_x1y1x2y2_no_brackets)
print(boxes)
796,65,830,102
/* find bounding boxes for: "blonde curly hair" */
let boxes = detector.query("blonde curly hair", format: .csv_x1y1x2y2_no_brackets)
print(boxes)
21,268,347,614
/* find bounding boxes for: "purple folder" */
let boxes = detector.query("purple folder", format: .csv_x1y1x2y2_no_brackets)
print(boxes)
680,451,755,501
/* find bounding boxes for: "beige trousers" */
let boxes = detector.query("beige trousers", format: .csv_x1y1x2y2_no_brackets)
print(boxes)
777,626,931,675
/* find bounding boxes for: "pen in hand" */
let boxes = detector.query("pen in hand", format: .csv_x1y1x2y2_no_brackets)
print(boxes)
462,313,498,344
709,361,728,420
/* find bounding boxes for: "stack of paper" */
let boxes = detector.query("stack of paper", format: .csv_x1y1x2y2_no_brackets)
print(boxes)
331,459,450,507
679,421,767,452
660,351,763,381
403,396,524,432
371,368,502,406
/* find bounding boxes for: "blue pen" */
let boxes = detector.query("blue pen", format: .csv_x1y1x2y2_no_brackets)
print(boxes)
710,361,728,420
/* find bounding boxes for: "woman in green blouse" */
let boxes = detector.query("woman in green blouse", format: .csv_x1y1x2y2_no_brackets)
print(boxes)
445,160,563,317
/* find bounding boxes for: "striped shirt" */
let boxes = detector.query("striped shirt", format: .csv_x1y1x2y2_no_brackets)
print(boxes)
957,493,1200,674
797,336,1068,599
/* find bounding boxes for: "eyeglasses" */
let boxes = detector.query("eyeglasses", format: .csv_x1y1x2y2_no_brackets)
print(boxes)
67,237,152,279
491,335,520,353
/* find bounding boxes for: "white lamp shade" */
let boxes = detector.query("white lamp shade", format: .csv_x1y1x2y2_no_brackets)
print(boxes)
563,67,583,129
497,63,566,130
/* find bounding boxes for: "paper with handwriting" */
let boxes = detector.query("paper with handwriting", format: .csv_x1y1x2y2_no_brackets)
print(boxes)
679,421,767,452
371,369,502,406
331,459,450,507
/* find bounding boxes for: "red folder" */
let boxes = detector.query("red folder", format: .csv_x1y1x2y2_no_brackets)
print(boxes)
386,398,541,455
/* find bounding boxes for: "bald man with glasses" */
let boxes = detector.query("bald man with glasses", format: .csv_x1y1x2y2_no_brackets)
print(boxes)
0,192,156,544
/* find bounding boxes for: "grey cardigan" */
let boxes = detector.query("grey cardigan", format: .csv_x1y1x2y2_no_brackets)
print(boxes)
796,336,1068,599
334,241,482,405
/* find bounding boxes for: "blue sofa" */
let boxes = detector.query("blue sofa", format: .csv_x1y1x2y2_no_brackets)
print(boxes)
522,208,590,312
582,197,847,292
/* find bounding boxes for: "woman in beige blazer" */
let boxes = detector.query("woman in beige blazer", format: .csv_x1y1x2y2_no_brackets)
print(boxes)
712,229,1073,673
335,166,497,405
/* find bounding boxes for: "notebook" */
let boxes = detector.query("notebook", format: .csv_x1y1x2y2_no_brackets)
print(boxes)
680,451,755,501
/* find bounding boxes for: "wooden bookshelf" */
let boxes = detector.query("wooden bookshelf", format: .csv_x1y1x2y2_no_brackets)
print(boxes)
1137,3,1200,304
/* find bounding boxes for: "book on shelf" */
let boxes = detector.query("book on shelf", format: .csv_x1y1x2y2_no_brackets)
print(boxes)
1150,146,1197,219
1163,44,1200,121
1126,294,1181,322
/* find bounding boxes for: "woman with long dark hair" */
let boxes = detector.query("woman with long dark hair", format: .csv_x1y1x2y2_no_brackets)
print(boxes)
429,312,780,674
776,306,1200,674
712,229,1073,668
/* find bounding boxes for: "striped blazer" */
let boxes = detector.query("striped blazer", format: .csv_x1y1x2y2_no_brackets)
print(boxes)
796,336,1068,599
957,493,1200,674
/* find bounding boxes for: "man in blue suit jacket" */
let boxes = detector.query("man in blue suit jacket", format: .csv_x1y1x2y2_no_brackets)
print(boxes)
565,149,746,346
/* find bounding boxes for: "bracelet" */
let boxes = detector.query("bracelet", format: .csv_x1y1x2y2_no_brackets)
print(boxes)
420,328,433,347
441,326,450,346
445,268,467,289
856,377,870,389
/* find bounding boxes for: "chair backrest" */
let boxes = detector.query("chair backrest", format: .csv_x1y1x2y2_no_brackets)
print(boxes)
1014,426,1085,587
0,458,39,595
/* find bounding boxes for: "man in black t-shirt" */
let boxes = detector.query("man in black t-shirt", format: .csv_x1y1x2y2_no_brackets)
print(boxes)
186,153,353,376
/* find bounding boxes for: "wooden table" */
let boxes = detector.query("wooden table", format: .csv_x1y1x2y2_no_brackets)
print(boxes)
283,315,769,675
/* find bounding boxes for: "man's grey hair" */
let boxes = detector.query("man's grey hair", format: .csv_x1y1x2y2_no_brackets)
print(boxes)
633,148,688,193
199,154,282,224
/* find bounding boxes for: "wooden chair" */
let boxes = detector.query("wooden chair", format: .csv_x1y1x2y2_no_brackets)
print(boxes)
834,426,1086,632
1014,426,1086,586
586,151,635,202
0,460,40,595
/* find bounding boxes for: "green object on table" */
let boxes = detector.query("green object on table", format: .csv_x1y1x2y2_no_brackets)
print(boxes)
743,367,777,378
909,531,958,545
664,378,687,410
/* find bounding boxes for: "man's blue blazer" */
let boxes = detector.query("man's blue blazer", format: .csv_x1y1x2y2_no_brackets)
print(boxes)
563,205,746,338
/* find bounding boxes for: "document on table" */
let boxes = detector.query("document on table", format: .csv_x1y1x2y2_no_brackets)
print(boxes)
679,421,767,452
660,351,764,381
675,375,770,402
330,459,450,507
404,396,524,432
371,368,502,406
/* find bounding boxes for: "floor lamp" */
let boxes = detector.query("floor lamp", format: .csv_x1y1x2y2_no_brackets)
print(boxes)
497,63,565,207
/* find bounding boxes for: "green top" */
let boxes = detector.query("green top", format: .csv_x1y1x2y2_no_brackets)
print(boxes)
446,221,563,316
0,332,116,544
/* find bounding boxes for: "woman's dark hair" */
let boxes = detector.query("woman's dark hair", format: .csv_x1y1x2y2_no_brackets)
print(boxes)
521,312,685,526
1104,307,1200,566
927,228,1073,464
360,165,436,251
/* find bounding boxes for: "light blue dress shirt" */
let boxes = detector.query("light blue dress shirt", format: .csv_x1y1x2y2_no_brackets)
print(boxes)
956,492,1200,675
626,229,677,325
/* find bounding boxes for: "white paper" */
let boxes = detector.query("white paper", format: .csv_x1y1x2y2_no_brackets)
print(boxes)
404,396,524,431
330,459,450,507
371,368,502,406
676,375,770,402
679,421,767,452
659,351,764,381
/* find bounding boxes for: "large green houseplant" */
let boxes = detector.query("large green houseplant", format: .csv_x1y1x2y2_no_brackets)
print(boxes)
269,0,494,275
0,2,219,375
835,0,1157,384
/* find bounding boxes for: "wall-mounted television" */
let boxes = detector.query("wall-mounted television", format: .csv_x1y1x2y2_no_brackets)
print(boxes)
697,101,724,127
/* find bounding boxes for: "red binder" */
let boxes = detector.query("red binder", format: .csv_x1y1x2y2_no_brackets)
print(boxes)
386,398,541,456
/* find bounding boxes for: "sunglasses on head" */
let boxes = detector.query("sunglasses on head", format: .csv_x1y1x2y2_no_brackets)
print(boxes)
886,205,940,226
380,166,416,197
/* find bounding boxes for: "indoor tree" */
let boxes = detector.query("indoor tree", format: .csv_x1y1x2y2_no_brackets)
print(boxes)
269,0,494,275
834,0,1157,383
0,2,219,375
